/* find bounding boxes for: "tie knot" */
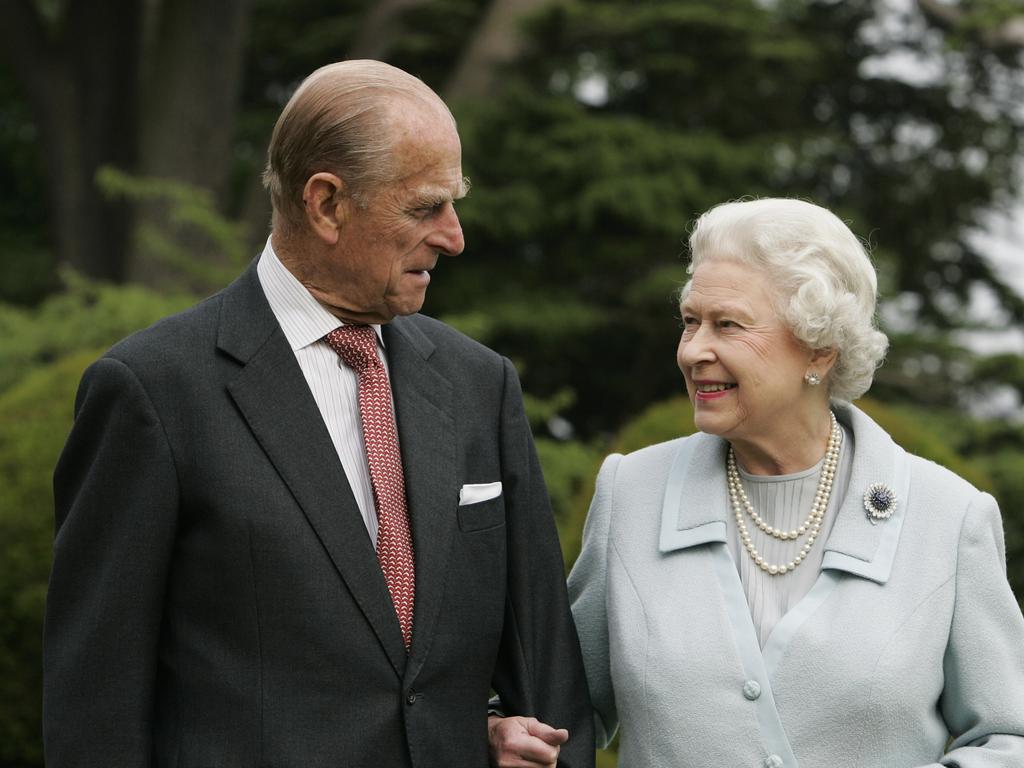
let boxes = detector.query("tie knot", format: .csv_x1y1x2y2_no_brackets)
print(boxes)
324,325,380,374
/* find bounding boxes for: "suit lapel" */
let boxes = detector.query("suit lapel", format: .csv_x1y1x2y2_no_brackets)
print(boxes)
383,317,456,680
217,263,408,676
819,403,911,584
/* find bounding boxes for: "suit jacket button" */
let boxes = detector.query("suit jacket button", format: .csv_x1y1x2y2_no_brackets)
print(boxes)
406,692,417,705
742,680,761,700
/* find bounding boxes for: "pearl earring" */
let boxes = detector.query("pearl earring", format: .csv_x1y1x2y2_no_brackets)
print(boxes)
805,371,821,386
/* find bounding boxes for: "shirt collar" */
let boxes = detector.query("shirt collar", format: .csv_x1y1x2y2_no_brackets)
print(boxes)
256,238,385,351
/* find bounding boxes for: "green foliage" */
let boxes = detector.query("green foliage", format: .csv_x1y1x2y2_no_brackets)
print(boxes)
97,167,250,290
611,396,696,455
986,450,1024,598
596,745,620,768
0,351,99,767
536,436,604,567
441,297,606,354
0,271,194,395
972,353,1024,403
856,399,994,490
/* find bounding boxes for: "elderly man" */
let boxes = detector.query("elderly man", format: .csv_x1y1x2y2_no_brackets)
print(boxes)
43,61,592,768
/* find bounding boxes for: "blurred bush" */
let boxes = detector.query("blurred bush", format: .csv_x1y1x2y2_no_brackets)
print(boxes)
0,273,199,766
0,351,101,766
0,271,195,394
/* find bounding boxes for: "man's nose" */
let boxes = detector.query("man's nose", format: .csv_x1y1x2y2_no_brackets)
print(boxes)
431,203,464,257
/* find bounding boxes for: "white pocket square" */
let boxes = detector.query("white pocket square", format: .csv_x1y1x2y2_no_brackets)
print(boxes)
459,481,503,506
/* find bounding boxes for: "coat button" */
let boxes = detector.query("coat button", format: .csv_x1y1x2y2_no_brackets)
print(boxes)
742,680,761,700
763,755,783,768
406,692,417,705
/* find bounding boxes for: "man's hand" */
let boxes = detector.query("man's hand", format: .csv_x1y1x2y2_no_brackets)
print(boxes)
487,715,569,767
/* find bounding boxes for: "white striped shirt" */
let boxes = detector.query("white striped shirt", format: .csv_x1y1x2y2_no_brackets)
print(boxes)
256,239,388,544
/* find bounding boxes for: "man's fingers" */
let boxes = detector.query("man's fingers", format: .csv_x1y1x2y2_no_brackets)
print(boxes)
489,716,567,767
524,718,569,746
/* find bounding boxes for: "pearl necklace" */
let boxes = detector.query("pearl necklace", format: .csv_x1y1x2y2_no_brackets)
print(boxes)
728,411,841,576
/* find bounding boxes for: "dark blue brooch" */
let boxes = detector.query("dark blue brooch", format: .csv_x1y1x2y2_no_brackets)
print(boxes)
863,483,897,523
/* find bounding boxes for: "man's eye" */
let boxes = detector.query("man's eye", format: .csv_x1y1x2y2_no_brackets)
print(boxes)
414,202,445,218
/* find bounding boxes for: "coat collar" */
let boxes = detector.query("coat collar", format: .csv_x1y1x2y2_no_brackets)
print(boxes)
658,403,911,584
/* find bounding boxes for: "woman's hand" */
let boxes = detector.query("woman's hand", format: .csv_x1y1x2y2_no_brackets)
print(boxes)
487,714,569,767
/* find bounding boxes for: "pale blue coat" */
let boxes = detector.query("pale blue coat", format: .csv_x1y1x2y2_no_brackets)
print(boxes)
569,403,1024,768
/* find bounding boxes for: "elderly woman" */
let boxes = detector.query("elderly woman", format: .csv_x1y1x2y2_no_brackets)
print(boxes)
488,198,1024,768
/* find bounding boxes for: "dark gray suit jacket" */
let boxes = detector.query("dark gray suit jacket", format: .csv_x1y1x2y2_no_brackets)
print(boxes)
44,262,593,767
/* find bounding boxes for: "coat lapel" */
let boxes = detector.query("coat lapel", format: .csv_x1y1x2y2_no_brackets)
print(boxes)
658,431,730,552
217,263,408,676
820,404,911,584
383,317,456,681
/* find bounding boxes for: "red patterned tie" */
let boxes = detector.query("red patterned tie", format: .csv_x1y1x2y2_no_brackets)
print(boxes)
324,325,415,649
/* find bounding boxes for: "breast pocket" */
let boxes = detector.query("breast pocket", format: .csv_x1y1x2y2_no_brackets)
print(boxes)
456,495,506,532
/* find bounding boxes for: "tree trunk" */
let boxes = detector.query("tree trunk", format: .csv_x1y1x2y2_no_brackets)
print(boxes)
138,0,251,194
443,0,555,103
130,0,253,286
0,0,142,281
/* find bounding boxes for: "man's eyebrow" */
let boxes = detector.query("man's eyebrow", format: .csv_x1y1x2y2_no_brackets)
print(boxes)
415,177,471,206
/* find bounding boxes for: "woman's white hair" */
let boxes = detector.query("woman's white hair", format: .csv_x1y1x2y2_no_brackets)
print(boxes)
684,198,889,403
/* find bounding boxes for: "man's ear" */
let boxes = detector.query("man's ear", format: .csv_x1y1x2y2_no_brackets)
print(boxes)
302,172,347,244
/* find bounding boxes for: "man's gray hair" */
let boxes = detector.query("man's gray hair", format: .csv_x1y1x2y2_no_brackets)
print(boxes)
263,60,455,230
682,198,889,403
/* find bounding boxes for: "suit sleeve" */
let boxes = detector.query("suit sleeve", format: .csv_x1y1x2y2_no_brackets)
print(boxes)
44,356,180,767
490,357,595,768
922,492,1024,767
566,453,621,748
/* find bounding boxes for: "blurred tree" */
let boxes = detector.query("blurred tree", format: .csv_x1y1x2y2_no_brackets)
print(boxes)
0,0,252,287
443,0,552,100
0,0,143,282
131,0,253,284
0,64,50,304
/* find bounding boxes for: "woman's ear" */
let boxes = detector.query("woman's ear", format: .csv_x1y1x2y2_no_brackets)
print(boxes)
809,346,839,379
302,172,347,245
